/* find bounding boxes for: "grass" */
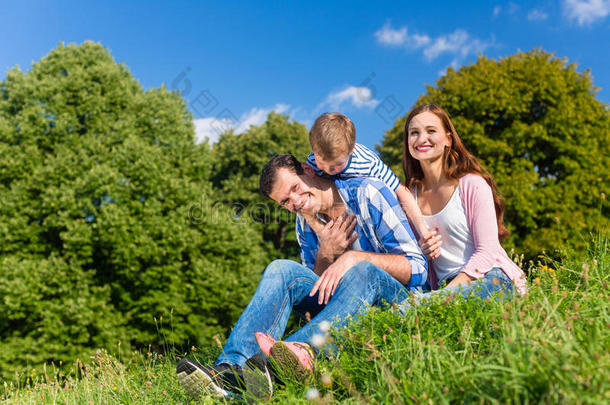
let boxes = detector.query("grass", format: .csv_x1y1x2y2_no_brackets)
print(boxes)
2,236,609,404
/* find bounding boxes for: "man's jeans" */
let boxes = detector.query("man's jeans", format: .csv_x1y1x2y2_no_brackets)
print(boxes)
216,261,513,366
216,259,409,366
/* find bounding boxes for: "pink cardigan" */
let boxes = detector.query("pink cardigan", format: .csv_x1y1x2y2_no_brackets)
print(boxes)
428,174,528,295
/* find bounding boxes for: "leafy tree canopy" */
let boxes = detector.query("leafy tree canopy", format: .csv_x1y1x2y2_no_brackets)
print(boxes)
209,112,311,259
378,49,610,258
0,42,267,377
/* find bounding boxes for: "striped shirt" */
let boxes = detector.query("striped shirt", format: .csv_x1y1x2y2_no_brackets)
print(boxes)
306,143,401,192
295,177,428,290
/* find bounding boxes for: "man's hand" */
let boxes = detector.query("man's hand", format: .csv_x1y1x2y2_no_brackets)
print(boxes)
419,228,441,260
316,213,358,260
310,250,360,305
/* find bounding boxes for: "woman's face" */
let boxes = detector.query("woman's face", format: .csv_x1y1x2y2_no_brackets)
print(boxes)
407,111,452,162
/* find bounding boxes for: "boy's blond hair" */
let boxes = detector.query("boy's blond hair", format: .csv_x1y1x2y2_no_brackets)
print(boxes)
309,113,356,160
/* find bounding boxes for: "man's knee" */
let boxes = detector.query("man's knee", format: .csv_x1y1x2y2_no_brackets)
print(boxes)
262,259,294,280
342,261,382,285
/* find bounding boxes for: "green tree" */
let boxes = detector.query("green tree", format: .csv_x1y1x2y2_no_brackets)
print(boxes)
0,42,267,377
209,112,311,259
378,49,610,258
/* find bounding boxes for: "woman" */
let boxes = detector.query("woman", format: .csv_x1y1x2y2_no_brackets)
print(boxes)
255,104,527,380
402,103,526,298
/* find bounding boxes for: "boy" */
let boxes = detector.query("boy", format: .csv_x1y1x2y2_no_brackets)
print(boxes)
305,112,433,245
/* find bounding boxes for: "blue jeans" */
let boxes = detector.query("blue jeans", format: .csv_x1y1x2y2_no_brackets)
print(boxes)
216,261,513,366
398,267,514,313
216,259,409,366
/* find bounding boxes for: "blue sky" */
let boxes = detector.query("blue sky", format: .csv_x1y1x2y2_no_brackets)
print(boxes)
2,0,609,150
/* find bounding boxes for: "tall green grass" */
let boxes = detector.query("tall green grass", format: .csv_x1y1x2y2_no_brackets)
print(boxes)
2,237,609,404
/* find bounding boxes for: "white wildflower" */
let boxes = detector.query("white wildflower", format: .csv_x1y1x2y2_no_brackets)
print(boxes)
311,333,326,349
305,387,320,400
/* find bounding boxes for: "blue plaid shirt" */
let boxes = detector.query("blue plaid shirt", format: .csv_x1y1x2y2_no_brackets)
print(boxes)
295,177,428,290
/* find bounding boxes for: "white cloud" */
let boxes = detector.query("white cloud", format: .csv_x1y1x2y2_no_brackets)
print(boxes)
374,22,407,45
374,22,430,49
563,0,610,25
193,103,290,144
374,23,491,69
527,9,549,20
193,117,231,144
492,2,520,18
423,29,491,63
321,86,380,111
238,103,290,131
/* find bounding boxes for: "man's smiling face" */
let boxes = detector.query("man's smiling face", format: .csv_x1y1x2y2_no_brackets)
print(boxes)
268,167,323,216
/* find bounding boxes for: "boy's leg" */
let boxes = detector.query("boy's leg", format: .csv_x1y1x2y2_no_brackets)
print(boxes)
216,259,323,367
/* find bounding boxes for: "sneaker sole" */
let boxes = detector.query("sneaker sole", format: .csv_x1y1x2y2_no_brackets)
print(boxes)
243,354,273,401
270,343,311,382
176,358,232,399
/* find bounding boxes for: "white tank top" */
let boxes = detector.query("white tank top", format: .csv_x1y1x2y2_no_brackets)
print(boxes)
415,185,475,283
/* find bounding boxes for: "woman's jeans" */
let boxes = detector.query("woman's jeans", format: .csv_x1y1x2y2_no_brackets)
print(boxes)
216,261,513,366
398,267,514,314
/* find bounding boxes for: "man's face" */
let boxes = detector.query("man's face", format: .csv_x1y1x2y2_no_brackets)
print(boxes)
268,167,322,216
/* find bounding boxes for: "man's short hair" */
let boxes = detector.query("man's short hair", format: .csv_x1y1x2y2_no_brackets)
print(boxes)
259,154,304,198
309,112,356,160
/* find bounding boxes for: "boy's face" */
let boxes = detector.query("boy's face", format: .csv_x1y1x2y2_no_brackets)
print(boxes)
314,152,349,175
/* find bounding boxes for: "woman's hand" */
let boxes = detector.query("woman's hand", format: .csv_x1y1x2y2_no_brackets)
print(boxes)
419,228,442,260
445,272,476,288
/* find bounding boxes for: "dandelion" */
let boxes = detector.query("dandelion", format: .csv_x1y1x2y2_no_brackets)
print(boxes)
112,386,117,391
581,262,590,282
318,321,331,333
320,373,332,387
534,277,540,285
311,334,326,349
305,387,320,400
213,335,223,349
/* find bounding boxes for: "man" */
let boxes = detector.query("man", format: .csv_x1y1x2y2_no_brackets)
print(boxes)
177,154,427,400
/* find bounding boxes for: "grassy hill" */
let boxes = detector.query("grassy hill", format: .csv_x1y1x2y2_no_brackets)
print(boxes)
2,237,609,404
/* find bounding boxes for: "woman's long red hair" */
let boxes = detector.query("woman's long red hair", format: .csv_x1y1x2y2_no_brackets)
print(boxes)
403,104,509,242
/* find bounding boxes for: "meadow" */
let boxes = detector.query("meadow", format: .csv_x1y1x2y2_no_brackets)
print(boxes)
2,236,608,404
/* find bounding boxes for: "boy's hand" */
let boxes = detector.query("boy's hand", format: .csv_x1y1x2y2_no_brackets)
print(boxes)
317,213,358,259
419,228,442,260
